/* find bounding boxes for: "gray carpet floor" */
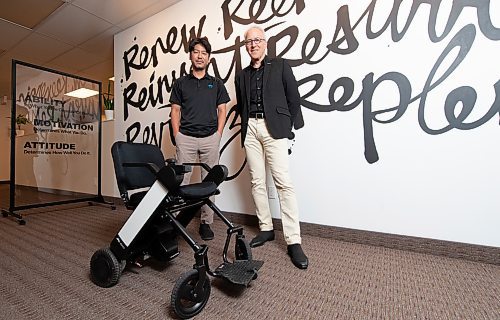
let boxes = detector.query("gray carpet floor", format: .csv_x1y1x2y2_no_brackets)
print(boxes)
0,203,498,319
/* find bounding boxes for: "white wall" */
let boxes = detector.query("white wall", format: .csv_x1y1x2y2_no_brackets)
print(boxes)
113,0,500,247
101,119,118,197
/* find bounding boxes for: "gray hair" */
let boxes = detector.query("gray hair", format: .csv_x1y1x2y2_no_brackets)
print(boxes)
244,25,266,40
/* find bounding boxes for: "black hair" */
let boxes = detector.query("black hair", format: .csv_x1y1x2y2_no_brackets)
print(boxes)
188,37,212,55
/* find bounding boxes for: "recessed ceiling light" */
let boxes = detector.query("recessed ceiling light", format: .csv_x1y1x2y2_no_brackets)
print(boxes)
64,88,99,99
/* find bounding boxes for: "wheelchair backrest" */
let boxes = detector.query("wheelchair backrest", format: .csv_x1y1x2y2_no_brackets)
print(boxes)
111,141,166,197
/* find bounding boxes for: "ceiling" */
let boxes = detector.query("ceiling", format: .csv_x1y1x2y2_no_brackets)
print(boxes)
0,0,181,99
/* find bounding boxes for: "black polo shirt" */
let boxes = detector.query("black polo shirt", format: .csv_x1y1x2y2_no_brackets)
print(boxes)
169,73,230,137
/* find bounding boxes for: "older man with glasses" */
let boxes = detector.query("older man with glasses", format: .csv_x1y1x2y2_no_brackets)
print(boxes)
234,26,308,269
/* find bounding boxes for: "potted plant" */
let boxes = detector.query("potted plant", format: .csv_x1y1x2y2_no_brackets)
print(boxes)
15,113,30,136
103,80,114,120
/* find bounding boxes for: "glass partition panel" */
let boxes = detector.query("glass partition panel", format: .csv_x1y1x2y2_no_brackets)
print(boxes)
11,61,101,209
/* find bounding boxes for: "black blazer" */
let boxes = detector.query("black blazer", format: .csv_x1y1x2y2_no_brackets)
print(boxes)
235,56,304,146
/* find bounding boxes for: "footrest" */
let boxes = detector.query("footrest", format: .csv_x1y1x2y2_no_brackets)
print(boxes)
213,260,264,286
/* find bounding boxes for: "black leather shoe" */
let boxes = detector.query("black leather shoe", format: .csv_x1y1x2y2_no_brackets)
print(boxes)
249,230,275,248
199,224,214,240
287,244,308,269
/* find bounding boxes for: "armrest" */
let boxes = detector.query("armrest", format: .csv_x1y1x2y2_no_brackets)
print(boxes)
203,164,228,186
182,162,211,173
165,158,192,174
123,161,185,190
123,162,160,174
172,164,192,174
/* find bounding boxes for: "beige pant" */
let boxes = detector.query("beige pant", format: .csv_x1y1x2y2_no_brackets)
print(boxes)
244,118,301,245
175,131,221,224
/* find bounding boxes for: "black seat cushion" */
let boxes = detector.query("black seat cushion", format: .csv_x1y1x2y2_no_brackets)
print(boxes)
177,182,218,200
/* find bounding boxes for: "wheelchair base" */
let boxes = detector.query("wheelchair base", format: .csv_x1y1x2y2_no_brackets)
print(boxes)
103,142,263,318
213,260,264,286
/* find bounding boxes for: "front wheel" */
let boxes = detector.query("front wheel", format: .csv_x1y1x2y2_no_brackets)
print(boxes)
171,269,211,319
90,247,123,288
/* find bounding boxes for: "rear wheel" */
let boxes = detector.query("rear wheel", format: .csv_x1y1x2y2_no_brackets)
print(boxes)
90,247,123,288
171,269,211,319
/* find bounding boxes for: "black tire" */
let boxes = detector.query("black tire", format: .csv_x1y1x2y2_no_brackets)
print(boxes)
235,237,252,261
119,260,127,273
171,269,211,319
90,247,122,288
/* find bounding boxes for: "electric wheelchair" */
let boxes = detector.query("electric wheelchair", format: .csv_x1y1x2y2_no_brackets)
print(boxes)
90,141,263,319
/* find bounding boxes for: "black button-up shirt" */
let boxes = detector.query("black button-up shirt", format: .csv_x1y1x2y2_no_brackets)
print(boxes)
248,60,265,114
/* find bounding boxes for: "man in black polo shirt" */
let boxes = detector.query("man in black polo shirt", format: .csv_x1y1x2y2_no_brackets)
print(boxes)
169,37,230,240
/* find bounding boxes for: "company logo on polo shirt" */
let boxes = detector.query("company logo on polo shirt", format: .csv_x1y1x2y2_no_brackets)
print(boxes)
208,83,214,89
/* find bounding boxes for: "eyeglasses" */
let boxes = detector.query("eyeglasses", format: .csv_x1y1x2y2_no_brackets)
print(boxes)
244,38,266,46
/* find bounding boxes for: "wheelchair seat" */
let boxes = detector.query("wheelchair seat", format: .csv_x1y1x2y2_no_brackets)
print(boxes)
176,164,228,199
177,182,217,199
111,141,227,206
